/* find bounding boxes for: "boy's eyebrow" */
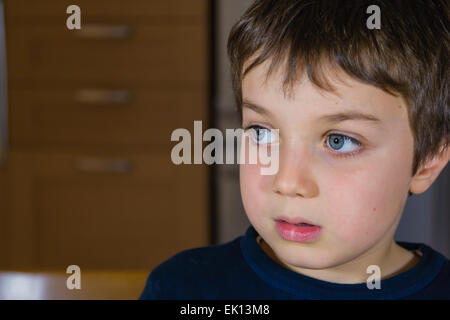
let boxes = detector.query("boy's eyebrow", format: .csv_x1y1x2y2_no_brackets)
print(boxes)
242,100,276,117
317,111,382,124
242,99,382,125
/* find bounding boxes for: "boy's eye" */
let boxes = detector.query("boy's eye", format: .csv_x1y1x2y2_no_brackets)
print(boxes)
326,133,362,155
245,125,276,144
243,127,362,156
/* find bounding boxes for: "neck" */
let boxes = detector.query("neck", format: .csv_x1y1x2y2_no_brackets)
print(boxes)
257,236,421,284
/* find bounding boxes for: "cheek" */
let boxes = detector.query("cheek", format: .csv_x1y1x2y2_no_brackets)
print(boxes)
239,136,274,218
240,162,272,221
323,150,412,241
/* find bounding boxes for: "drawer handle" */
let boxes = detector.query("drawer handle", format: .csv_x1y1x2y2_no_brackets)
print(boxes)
75,158,132,173
75,24,131,39
74,89,130,104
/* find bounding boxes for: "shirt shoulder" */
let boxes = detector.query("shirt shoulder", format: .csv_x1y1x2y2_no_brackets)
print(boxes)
397,241,450,299
139,236,246,299
413,256,450,299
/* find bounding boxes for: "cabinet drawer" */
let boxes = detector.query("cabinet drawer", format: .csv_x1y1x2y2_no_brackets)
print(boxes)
5,0,207,20
10,86,208,149
7,151,209,269
6,21,208,83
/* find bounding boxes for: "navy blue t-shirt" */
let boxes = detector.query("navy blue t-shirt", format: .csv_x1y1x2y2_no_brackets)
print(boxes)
139,226,450,299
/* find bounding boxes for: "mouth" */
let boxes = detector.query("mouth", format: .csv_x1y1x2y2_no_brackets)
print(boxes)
274,217,322,242
276,216,319,227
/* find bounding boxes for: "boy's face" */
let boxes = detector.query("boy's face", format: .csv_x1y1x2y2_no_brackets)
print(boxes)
240,59,416,273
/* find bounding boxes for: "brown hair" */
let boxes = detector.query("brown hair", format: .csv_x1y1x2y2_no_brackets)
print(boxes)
227,0,449,177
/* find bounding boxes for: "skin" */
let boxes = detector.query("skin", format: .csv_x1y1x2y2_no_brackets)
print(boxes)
239,58,450,284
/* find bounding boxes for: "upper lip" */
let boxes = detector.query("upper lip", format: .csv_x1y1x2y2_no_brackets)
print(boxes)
276,215,319,226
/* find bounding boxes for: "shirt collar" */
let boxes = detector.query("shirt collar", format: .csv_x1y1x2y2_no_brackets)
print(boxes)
240,225,445,299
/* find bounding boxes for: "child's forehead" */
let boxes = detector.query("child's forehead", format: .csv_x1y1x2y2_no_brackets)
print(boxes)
245,66,381,104
244,57,346,98
242,63,408,126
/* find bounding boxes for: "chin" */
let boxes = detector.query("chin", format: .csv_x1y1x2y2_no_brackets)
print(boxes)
272,243,342,270
281,254,334,270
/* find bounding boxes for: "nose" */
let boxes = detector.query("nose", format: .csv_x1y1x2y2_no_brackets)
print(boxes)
272,143,319,198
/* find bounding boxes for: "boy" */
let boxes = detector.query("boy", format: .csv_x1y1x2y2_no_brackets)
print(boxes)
140,0,449,299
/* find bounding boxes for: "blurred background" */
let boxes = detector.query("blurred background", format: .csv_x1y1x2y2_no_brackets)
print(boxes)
0,0,448,299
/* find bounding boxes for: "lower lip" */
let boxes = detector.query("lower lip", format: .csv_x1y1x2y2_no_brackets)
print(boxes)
275,220,322,242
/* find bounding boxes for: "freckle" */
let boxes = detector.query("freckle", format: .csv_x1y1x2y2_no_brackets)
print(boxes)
373,207,376,212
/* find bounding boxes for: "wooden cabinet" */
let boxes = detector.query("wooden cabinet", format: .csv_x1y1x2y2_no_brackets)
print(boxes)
8,151,209,269
2,0,210,270
9,86,207,150
6,0,206,19
7,23,208,84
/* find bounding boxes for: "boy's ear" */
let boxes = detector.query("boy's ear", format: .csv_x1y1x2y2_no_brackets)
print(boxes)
409,145,450,195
